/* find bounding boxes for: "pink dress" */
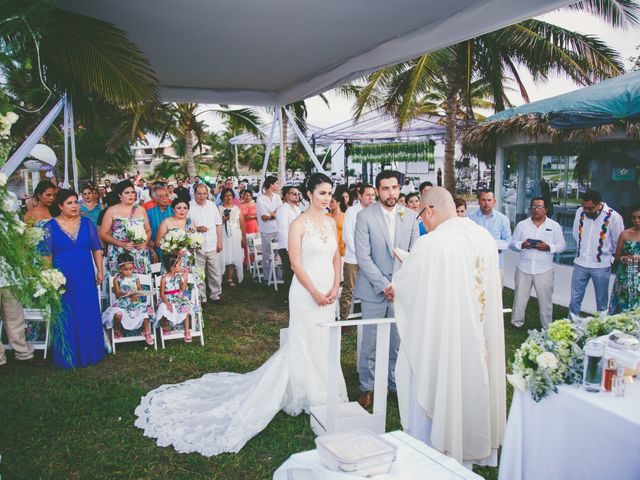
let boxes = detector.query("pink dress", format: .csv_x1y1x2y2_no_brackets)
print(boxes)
240,202,258,265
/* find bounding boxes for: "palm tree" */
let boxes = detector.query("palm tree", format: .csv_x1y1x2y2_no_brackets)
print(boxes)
150,103,261,178
1,0,158,113
353,0,639,193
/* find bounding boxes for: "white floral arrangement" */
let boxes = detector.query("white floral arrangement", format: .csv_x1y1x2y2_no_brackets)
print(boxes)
187,231,204,250
160,229,187,253
0,112,18,139
126,223,147,244
509,312,640,402
160,229,203,253
34,269,67,298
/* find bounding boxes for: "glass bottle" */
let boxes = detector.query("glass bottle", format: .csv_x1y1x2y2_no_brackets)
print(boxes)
583,340,605,392
613,367,626,398
603,358,617,392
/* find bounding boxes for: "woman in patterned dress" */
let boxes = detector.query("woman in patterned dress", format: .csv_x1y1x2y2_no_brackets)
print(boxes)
609,205,640,314
155,197,196,272
99,180,152,276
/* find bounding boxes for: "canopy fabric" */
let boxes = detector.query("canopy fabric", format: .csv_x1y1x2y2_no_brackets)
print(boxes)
229,122,322,146
485,71,640,129
311,110,449,144
60,0,573,106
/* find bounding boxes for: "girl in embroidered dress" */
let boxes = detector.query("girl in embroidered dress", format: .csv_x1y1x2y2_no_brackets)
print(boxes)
155,254,193,342
102,253,155,345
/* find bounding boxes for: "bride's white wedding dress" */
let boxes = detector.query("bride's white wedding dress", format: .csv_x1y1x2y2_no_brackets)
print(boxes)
134,216,348,456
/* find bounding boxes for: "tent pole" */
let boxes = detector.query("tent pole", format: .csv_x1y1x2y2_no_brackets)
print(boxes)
62,97,70,188
260,109,279,189
283,107,325,174
0,95,66,178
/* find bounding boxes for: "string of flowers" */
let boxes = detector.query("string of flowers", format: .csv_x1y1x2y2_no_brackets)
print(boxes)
508,311,640,402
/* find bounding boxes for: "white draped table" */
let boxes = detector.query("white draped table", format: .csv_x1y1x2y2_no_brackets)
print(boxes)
273,430,482,480
498,381,640,480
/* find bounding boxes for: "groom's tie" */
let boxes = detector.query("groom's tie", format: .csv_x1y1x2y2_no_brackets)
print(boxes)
385,210,395,247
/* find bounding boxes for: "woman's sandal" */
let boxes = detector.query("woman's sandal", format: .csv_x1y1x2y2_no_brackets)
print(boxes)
184,332,192,343
144,332,154,345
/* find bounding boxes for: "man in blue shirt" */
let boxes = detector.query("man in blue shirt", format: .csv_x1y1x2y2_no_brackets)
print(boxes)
147,186,174,261
469,189,512,285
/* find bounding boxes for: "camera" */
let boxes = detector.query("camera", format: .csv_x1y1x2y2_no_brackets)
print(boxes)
223,208,231,218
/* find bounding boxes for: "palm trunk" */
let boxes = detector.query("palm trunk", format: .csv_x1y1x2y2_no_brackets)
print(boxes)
444,94,458,194
278,107,287,185
234,144,240,178
185,129,196,178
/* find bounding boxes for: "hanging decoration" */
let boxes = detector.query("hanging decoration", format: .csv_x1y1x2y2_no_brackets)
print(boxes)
350,141,435,164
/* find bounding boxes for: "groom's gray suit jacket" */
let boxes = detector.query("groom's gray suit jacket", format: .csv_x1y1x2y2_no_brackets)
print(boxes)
354,202,420,304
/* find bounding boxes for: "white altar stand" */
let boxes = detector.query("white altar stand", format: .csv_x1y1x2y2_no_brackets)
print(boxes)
310,318,395,436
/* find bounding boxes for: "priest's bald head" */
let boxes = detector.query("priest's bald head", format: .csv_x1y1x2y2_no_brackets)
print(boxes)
419,186,457,231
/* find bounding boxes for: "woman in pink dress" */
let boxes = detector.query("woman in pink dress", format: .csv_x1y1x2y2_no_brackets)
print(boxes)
240,190,259,265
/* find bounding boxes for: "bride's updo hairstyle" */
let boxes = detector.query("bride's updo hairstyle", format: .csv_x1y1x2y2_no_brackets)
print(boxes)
304,172,333,201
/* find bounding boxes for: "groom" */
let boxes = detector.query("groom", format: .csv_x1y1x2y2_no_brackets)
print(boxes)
354,170,419,409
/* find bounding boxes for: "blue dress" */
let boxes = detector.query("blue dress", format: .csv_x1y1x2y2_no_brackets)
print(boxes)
41,217,105,368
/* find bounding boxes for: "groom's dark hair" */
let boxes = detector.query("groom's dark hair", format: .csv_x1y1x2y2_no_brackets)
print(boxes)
375,170,401,189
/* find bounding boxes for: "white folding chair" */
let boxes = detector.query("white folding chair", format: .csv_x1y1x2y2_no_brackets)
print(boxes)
246,233,260,278
107,274,157,353
150,262,162,275
267,240,284,291
1,308,51,359
153,273,205,348
250,235,264,283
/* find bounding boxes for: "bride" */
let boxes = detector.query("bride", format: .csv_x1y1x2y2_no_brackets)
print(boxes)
135,173,348,456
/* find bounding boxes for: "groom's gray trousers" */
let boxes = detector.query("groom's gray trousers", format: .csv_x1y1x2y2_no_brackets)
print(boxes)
358,300,399,392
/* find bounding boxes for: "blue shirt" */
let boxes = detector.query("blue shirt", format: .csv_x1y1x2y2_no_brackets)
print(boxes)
147,205,174,257
469,208,512,267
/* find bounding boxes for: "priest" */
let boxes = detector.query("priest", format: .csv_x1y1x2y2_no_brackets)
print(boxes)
393,187,506,467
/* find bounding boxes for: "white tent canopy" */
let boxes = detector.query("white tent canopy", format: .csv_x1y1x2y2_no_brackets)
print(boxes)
60,0,573,106
311,110,450,144
229,122,322,146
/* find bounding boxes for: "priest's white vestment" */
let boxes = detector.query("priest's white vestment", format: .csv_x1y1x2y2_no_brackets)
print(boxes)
393,217,506,465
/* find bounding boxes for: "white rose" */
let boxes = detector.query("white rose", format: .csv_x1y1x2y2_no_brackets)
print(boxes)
4,112,18,125
0,173,7,187
33,284,46,298
15,219,25,234
536,351,558,370
507,373,527,392
2,197,14,211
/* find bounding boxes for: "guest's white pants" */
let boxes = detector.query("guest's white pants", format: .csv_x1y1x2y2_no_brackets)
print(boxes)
512,267,554,328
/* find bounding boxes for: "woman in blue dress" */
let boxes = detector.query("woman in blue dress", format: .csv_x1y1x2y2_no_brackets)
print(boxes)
41,189,105,368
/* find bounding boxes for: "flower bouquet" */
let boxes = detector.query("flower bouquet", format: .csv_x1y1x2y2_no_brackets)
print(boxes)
509,312,640,401
160,229,203,254
126,223,147,245
34,269,67,298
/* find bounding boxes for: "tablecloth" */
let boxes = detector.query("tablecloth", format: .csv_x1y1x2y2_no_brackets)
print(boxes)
498,381,640,480
273,430,482,480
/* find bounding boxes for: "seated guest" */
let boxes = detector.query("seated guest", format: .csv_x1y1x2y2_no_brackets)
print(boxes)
41,189,105,368
511,197,566,329
398,193,406,207
156,254,194,343
102,252,154,345
454,197,467,217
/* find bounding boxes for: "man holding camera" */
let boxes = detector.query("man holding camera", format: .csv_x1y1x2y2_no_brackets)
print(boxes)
510,197,565,329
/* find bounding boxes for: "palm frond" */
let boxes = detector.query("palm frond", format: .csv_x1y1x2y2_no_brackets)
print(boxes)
567,0,640,28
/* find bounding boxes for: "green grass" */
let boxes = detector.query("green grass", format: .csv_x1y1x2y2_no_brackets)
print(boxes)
0,283,568,480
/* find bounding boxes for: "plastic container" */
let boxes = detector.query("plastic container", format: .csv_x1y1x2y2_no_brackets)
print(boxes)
315,429,398,476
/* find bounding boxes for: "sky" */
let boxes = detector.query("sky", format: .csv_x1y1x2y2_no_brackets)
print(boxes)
202,8,640,132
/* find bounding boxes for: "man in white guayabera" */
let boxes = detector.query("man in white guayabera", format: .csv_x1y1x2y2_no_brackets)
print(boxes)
394,187,506,468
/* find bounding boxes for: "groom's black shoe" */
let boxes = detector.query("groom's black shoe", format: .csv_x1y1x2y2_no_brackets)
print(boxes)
358,391,373,409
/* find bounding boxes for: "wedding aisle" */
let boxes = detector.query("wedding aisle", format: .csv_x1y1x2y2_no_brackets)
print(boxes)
0,284,542,479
